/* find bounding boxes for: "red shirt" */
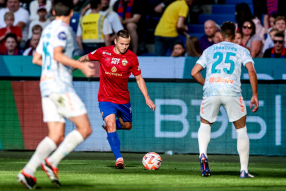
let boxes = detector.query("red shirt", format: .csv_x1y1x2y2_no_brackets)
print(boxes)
88,45,141,104
0,26,22,54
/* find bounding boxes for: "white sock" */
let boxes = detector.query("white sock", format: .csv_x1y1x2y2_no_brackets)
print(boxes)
48,130,84,167
236,126,249,173
23,137,57,176
198,123,211,158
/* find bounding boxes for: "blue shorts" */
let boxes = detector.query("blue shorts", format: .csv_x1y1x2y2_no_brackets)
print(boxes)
99,102,132,122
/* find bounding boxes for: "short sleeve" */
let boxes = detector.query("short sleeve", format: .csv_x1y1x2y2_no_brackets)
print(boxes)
109,13,124,33
88,48,102,61
36,38,43,55
196,51,207,68
102,18,113,35
131,56,141,76
178,3,189,18
242,48,254,66
53,26,69,48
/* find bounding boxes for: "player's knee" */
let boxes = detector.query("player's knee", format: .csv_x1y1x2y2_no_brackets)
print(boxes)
124,123,132,130
50,135,64,146
106,121,116,128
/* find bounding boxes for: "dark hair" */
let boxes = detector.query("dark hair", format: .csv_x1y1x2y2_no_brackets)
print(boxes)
116,30,130,39
186,36,201,57
220,21,236,40
32,24,43,33
5,33,17,42
90,0,100,9
242,19,256,37
235,3,254,31
274,32,285,39
270,12,279,19
172,42,186,56
53,0,73,16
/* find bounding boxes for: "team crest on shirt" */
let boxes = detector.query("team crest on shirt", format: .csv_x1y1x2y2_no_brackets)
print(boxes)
122,59,128,66
111,66,117,73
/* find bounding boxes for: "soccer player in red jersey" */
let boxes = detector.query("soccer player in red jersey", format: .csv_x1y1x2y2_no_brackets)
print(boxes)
79,30,156,169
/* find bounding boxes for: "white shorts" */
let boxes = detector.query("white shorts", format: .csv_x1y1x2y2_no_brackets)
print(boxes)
200,96,247,123
42,92,87,123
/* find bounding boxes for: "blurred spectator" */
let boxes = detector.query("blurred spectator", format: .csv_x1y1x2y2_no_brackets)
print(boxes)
241,20,262,58
0,0,6,9
75,0,91,13
236,3,265,42
171,42,185,57
76,0,112,54
23,32,40,55
80,0,124,41
113,0,146,55
234,31,242,45
264,12,279,34
213,31,222,44
1,33,20,55
199,20,217,52
29,0,52,21
263,16,286,52
154,0,193,56
0,0,29,41
186,35,201,57
0,12,22,54
154,0,175,13
24,24,42,49
20,0,33,12
263,32,286,58
28,5,50,38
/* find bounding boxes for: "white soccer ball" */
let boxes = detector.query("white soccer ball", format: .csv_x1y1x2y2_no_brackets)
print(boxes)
142,152,162,170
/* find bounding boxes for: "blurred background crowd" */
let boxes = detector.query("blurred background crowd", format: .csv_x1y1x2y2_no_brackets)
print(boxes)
0,0,285,58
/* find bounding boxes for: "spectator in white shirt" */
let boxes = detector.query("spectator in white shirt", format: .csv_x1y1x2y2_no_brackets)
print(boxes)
23,32,40,55
28,5,50,38
0,0,29,41
29,0,52,21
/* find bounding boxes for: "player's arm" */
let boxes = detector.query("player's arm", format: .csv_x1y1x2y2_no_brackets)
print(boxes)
191,64,205,86
177,17,188,32
78,54,90,62
245,62,259,113
135,74,156,111
54,47,94,77
32,52,43,66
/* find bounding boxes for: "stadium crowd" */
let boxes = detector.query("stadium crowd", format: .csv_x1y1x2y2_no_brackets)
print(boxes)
0,0,285,58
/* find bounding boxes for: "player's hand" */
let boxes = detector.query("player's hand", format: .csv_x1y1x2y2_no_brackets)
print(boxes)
250,95,259,113
78,55,87,62
154,4,163,13
80,62,95,77
146,98,155,112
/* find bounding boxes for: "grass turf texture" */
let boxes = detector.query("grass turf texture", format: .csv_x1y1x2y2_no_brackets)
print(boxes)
0,152,286,191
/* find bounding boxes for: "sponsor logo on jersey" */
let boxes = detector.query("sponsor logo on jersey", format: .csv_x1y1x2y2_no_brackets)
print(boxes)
122,59,128,66
209,77,234,84
111,58,120,64
58,31,67,40
111,66,117,73
103,51,111,55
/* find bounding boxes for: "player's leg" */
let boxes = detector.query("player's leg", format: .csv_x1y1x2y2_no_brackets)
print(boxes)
116,102,133,130
18,97,65,189
198,97,221,177
223,96,253,178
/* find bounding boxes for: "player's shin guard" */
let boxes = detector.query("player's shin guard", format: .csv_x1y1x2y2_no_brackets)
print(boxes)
236,126,249,173
48,130,84,167
116,119,123,129
107,132,122,159
23,137,57,177
198,123,211,158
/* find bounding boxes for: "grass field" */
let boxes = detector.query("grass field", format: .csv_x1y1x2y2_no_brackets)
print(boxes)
0,151,286,191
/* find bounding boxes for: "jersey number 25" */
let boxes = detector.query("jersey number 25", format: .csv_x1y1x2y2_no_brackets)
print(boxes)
211,52,236,74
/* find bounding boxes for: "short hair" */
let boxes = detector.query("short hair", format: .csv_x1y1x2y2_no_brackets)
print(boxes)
172,42,185,50
90,0,100,9
270,28,279,33
116,30,130,40
274,32,285,39
53,0,73,16
4,12,14,20
5,33,17,42
220,21,236,40
274,16,286,25
32,25,43,33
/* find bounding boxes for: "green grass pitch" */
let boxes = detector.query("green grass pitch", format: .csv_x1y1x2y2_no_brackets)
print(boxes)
0,151,286,191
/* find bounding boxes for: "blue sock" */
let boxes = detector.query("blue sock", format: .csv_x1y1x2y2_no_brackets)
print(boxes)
116,119,123,129
107,132,122,160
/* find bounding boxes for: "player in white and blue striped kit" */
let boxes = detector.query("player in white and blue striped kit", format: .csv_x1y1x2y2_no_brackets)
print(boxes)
17,0,95,189
191,21,259,178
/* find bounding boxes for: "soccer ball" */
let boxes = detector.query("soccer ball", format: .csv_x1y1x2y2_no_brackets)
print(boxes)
142,152,162,170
